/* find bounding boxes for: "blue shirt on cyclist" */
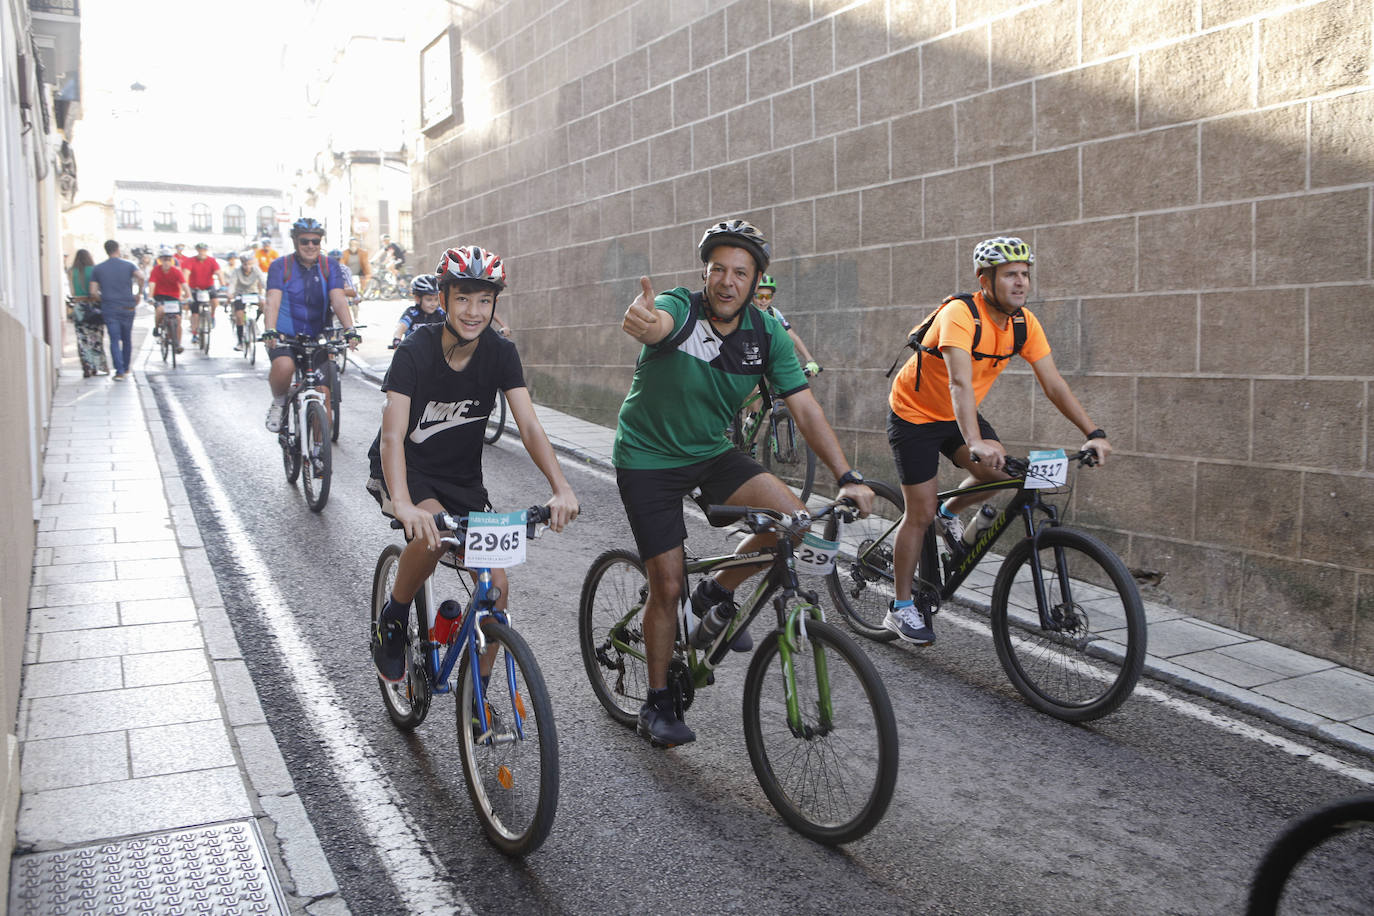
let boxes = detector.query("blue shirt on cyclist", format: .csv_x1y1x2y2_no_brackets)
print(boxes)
266,253,345,336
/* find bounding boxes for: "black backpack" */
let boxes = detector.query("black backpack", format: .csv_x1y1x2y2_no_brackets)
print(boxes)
885,293,1026,391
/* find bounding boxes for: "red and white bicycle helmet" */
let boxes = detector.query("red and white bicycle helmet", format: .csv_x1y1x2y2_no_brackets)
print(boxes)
436,245,506,291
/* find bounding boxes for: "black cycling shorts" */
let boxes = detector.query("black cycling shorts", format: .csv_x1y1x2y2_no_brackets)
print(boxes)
266,344,333,368
615,449,767,562
887,411,999,485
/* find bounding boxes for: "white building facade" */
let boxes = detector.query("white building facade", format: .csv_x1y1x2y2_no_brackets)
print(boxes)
110,180,285,256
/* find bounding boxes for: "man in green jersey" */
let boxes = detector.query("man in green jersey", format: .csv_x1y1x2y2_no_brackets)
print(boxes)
614,219,874,747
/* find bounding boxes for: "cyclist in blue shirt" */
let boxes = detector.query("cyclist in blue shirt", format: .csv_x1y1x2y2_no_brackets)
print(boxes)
262,217,361,432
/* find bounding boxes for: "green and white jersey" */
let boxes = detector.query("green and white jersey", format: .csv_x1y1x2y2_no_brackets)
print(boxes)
613,287,809,470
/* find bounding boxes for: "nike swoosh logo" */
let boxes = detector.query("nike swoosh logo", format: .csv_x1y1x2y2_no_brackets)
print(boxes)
409,415,486,443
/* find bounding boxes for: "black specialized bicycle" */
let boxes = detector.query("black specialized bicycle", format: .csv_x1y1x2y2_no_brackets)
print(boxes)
825,450,1147,722
1247,793,1374,915
580,500,898,845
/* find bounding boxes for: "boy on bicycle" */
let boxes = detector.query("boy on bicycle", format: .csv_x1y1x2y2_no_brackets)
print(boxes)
368,244,579,683
884,237,1111,645
752,274,821,378
149,248,189,353
388,274,445,348
614,219,873,747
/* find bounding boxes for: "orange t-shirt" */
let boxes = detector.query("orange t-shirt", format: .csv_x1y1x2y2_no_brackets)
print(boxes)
889,290,1051,424
255,248,279,273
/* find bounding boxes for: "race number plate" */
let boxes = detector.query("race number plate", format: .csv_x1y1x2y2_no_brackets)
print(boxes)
194,290,210,302
795,532,839,576
465,511,527,567
1025,449,1068,489
242,294,259,305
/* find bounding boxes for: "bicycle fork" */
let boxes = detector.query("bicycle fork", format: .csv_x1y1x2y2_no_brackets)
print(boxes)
777,599,834,738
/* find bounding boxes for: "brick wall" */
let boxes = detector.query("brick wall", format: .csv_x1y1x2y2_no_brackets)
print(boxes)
414,0,1374,670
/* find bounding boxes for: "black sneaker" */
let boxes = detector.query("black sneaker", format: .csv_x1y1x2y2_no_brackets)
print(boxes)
637,693,695,747
371,618,408,682
689,580,753,653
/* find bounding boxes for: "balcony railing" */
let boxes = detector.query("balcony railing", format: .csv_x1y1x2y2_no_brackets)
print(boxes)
29,0,79,15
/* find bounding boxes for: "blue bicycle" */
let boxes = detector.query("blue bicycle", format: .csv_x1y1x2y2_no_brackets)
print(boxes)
371,506,558,855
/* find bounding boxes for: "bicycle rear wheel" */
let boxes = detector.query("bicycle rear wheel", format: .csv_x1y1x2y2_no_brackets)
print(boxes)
578,549,651,727
160,324,170,363
457,619,559,856
1246,794,1374,916
484,391,507,445
990,526,1146,722
761,405,816,502
323,359,341,442
302,399,332,511
281,401,301,484
823,478,906,642
371,544,431,729
743,617,898,845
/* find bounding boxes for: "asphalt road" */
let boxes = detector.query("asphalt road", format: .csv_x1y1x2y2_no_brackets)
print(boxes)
143,324,1374,916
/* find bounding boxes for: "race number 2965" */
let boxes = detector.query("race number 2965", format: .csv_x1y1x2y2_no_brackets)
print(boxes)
464,511,527,567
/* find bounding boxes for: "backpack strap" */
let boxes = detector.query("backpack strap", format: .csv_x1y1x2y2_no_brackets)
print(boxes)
887,293,1026,391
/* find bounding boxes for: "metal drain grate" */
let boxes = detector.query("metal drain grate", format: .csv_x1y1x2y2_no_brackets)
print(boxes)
9,819,288,915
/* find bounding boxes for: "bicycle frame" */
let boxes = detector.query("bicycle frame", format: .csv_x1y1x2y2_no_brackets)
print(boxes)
601,522,837,735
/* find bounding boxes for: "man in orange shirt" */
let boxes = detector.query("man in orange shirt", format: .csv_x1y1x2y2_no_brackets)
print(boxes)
255,238,279,274
884,237,1111,645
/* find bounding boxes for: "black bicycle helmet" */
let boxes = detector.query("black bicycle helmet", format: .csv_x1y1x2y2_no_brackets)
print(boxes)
289,217,325,240
410,274,440,296
698,219,771,273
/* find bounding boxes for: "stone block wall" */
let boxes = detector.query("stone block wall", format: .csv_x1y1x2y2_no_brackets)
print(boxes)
414,0,1374,670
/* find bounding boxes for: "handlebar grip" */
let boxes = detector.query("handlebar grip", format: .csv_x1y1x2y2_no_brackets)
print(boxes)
705,505,750,525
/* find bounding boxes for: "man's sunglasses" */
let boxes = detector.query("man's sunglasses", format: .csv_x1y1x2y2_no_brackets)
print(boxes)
298,237,323,246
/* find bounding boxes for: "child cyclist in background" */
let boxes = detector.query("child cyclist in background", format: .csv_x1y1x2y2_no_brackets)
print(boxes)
753,274,821,378
388,274,446,348
368,245,580,682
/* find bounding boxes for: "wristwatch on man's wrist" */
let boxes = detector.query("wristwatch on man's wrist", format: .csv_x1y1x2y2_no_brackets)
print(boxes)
1086,429,1107,440
837,469,865,488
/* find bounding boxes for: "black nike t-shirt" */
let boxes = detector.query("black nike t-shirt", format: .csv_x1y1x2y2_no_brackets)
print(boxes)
367,323,525,485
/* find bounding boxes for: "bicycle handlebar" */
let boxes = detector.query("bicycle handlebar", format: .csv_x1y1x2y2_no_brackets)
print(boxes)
998,449,1098,477
704,498,858,534
388,504,553,537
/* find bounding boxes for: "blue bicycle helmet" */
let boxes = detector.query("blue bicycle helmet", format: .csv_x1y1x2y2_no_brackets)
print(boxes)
290,217,325,240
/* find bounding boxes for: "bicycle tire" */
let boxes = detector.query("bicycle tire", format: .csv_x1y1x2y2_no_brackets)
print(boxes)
457,619,559,856
742,617,898,845
1246,793,1374,916
761,405,817,502
990,526,1146,722
170,321,178,369
371,544,431,729
282,401,301,484
323,358,341,442
823,478,906,643
302,399,332,511
245,316,257,365
484,391,507,445
578,548,651,727
160,325,170,363
200,309,211,354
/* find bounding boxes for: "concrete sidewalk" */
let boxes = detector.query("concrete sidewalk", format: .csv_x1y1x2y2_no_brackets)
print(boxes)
11,318,346,915
353,334,1374,761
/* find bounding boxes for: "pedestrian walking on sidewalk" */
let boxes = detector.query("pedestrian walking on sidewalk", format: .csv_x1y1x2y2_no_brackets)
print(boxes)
67,248,108,377
89,239,146,381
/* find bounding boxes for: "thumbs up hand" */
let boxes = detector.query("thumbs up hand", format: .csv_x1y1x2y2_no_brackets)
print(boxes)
623,276,667,343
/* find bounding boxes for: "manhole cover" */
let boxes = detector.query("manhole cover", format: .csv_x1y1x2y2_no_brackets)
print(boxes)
9,819,288,915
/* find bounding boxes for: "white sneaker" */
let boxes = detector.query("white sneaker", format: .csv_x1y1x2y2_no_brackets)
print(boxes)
883,603,935,645
265,403,285,432
935,512,964,550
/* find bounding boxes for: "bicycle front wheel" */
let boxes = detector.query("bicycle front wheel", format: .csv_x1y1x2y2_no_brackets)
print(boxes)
160,326,170,363
824,478,906,642
245,316,257,365
302,399,332,511
1246,793,1374,916
743,617,898,845
457,620,559,856
484,391,507,445
578,549,650,727
371,544,431,729
761,405,816,502
991,527,1146,722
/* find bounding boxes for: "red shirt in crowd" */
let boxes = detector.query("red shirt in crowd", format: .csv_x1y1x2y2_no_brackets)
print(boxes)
149,263,186,298
185,256,220,289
